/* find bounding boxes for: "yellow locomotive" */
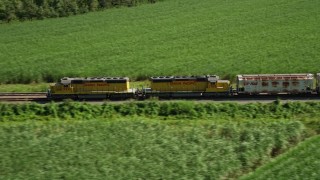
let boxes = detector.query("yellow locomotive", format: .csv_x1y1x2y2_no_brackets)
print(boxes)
48,77,134,99
145,75,230,98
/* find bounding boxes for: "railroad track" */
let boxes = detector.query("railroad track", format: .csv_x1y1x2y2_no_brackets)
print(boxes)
0,92,48,102
0,92,46,96
0,92,319,103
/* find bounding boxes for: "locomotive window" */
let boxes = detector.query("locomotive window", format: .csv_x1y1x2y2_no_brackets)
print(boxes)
72,80,83,84
90,80,104,82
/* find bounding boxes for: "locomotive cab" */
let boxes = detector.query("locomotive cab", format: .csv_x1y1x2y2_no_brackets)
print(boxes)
47,78,75,99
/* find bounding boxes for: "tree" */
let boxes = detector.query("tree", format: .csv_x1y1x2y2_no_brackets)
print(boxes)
0,0,19,22
88,0,98,11
77,0,89,13
0,1,8,21
17,0,39,20
98,0,106,8
55,0,78,17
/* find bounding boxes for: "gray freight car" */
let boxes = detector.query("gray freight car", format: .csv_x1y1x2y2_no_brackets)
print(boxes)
236,74,314,95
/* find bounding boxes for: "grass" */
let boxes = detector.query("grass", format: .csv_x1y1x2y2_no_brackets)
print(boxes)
1,101,320,133
0,118,307,179
240,135,320,180
0,83,49,92
0,0,319,83
0,101,319,178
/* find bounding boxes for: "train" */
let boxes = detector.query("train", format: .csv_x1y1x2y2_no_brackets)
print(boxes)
47,73,320,100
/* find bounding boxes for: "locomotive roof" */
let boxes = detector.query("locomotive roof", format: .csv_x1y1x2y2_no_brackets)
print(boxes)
60,77,129,85
150,75,219,82
61,77,129,80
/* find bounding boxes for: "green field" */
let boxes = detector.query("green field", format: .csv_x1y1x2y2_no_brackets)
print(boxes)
1,0,320,178
1,101,319,179
0,119,304,179
241,135,320,179
0,0,319,83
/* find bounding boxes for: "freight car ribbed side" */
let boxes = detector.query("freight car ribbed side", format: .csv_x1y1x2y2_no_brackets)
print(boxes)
237,74,314,94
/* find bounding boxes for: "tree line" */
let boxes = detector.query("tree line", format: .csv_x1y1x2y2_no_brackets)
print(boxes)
0,0,160,22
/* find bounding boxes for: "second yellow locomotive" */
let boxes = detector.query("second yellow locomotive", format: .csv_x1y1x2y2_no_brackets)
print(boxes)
145,75,230,98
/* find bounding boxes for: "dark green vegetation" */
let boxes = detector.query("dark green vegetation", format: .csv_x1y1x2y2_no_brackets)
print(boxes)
1,101,320,135
0,0,319,83
241,135,320,180
0,101,319,129
0,0,160,22
1,101,319,179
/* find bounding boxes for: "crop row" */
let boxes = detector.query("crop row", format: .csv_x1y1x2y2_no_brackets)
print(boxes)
241,135,320,179
1,100,320,118
1,100,319,119
1,101,319,131
1,0,319,84
0,119,306,179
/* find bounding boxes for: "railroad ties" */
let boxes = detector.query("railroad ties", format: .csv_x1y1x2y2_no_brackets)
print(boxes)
0,92,320,103
0,93,48,102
